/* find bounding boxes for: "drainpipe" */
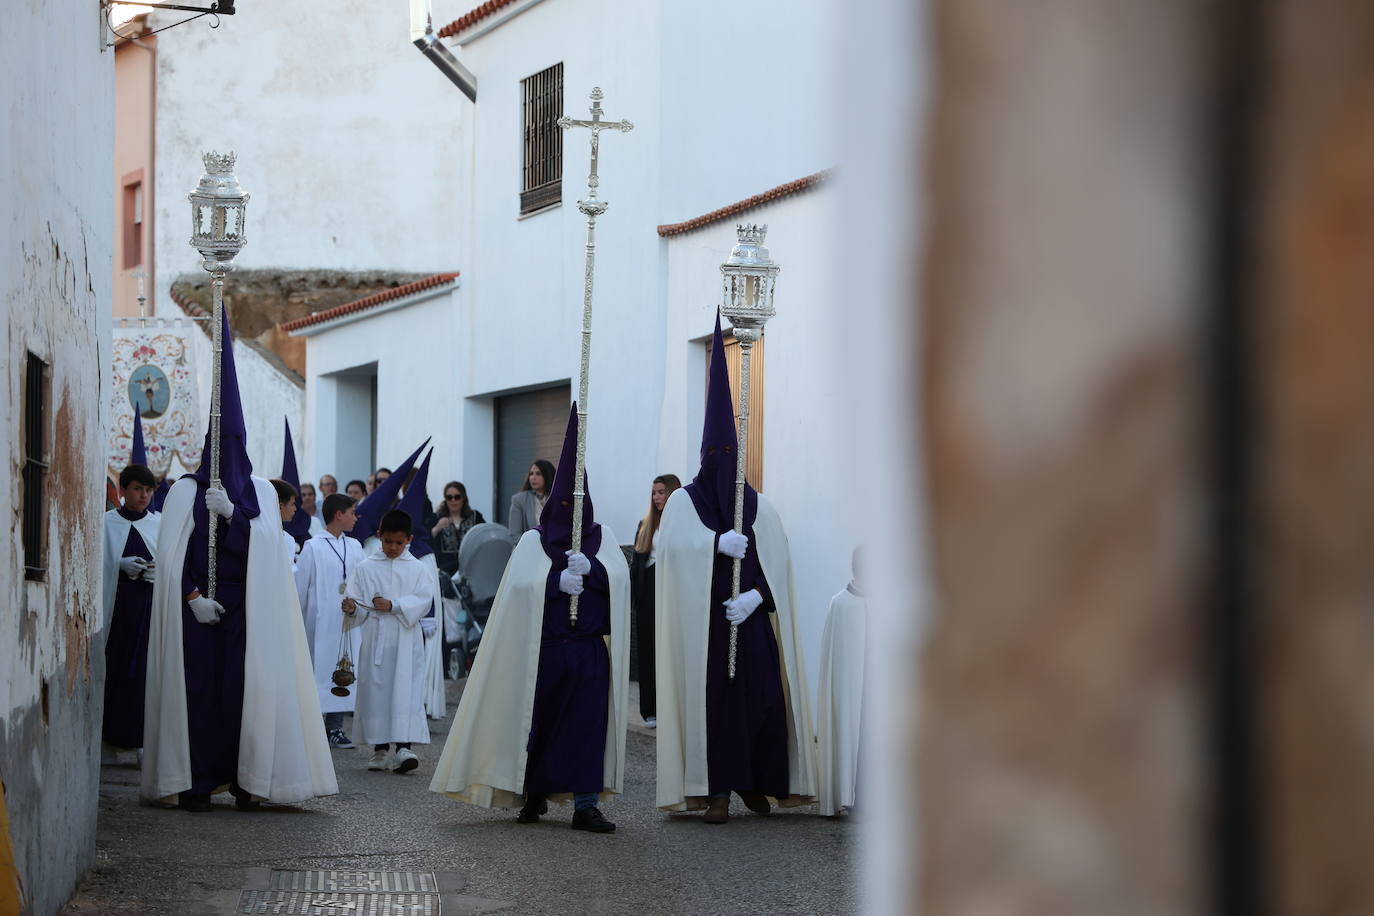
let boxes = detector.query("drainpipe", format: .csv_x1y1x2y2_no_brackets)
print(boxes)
130,29,157,314
410,0,477,102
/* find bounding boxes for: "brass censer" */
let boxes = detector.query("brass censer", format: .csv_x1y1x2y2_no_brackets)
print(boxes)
331,620,356,696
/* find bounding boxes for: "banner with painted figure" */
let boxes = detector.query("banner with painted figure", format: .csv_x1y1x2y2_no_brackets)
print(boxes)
109,327,204,479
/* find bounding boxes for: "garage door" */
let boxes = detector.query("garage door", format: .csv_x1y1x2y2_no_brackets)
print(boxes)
493,384,571,524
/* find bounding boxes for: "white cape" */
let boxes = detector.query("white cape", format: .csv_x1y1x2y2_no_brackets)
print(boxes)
344,550,433,746
101,508,161,633
141,476,339,805
817,586,867,816
417,552,447,720
294,531,365,714
654,489,817,811
429,528,630,808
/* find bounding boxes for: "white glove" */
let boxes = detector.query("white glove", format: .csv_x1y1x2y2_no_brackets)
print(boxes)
565,551,591,575
139,561,156,585
118,556,147,580
420,617,438,638
188,595,224,625
716,530,748,560
205,486,234,520
724,589,763,625
558,569,585,596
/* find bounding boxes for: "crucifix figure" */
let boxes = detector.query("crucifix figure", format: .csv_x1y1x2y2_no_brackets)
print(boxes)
557,88,633,626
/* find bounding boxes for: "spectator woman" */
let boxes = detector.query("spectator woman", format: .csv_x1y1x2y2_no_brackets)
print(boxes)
506,458,555,541
432,481,485,578
630,473,681,728
345,479,367,501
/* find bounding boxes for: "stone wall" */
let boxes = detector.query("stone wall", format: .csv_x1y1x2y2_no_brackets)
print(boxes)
0,0,114,912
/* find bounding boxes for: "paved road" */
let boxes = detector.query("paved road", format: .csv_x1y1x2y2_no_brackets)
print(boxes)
62,681,859,915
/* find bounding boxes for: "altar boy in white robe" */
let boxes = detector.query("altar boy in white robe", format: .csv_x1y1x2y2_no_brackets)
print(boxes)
342,509,434,774
295,493,365,749
817,546,868,816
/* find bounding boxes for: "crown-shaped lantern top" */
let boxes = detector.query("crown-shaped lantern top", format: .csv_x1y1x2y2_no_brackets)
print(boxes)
188,150,249,268
720,224,780,334
203,151,237,175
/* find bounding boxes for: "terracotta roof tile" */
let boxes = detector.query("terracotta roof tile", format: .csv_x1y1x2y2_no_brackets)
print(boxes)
437,0,522,39
656,170,833,238
279,272,459,333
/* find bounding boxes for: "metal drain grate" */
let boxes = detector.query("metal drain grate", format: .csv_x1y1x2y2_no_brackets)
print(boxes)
267,871,440,894
238,890,440,915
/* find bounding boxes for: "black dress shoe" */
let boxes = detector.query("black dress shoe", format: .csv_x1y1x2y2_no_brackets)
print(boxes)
179,793,212,813
571,806,615,833
517,794,548,824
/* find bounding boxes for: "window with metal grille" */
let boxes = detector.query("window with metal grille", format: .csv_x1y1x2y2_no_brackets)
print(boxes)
520,63,564,215
23,352,49,581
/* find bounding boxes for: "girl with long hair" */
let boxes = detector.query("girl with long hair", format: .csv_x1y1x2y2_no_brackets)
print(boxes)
630,473,681,727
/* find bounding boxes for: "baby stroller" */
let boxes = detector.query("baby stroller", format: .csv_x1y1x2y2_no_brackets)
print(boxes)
446,522,514,676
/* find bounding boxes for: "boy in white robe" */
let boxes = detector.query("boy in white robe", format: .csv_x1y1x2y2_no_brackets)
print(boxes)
295,493,365,749
342,509,434,774
817,547,868,817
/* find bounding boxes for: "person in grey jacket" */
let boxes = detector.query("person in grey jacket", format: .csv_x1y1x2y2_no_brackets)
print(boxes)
507,458,556,541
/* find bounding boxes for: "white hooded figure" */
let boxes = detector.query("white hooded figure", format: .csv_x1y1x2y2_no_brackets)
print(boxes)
817,547,869,816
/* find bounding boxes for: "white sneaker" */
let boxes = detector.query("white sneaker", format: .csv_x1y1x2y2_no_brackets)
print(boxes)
393,747,419,774
367,750,390,771
644,716,657,729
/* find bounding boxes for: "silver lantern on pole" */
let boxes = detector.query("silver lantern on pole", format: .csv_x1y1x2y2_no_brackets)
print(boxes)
719,223,780,680
557,87,633,627
188,150,249,600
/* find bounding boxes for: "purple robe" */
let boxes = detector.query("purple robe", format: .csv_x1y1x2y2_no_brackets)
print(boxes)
702,515,788,797
178,481,254,794
103,508,154,748
524,527,611,795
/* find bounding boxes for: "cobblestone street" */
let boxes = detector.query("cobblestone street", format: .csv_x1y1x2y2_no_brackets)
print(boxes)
62,682,859,915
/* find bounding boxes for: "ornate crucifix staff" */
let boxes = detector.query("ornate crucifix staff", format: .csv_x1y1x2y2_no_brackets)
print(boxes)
188,152,249,599
557,88,633,626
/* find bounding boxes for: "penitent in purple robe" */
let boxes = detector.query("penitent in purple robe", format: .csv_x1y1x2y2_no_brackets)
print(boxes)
524,404,611,796
177,305,261,795
688,315,789,798
103,508,155,748
179,482,254,794
702,517,788,798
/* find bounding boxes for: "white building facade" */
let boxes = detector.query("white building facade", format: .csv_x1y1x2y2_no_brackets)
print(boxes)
294,0,853,692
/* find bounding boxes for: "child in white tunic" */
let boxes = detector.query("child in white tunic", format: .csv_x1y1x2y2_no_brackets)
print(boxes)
342,509,434,774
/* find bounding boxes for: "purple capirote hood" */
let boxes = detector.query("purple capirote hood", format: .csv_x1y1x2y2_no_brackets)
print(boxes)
536,403,601,564
186,306,260,518
684,314,756,534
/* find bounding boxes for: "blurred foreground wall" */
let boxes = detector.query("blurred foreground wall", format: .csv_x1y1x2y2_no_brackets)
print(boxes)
917,1,1374,913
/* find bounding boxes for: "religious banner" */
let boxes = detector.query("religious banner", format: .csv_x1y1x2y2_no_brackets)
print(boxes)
109,326,203,478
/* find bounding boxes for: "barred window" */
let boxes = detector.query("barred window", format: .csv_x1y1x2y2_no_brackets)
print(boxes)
520,62,563,215
23,352,49,581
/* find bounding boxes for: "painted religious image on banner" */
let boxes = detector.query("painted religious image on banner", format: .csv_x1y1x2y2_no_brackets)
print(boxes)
128,364,171,418
109,332,203,478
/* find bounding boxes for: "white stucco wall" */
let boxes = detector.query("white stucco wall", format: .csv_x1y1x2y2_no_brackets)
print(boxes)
147,0,466,315
656,0,839,220
299,286,464,510
1,1,114,911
